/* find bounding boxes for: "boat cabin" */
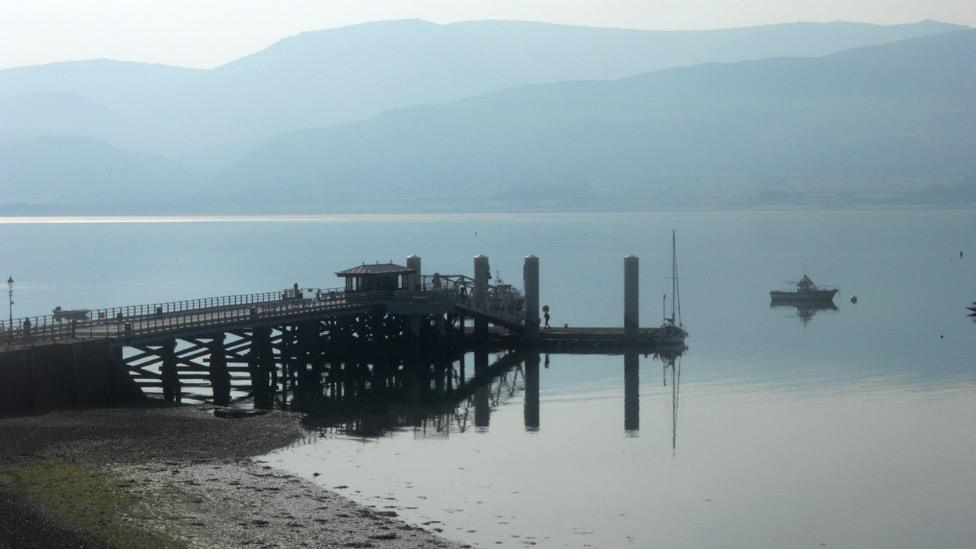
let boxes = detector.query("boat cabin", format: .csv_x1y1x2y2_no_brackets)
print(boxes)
336,262,416,293
797,275,817,291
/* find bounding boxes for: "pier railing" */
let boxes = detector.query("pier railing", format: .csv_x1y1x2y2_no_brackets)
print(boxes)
419,274,525,326
0,282,525,349
0,287,338,348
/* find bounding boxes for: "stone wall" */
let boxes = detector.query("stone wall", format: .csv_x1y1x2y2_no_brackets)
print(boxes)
0,342,145,410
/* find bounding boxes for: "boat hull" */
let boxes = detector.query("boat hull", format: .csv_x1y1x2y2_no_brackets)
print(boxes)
770,289,838,302
654,324,688,346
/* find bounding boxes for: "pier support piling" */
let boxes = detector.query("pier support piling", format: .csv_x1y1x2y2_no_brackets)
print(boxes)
208,333,231,406
523,255,540,340
160,339,180,403
474,255,490,340
624,255,639,340
298,321,323,375
249,327,275,408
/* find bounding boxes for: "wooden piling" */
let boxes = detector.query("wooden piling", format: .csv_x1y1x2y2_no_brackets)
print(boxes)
208,333,231,406
624,255,639,340
474,255,490,340
523,255,540,340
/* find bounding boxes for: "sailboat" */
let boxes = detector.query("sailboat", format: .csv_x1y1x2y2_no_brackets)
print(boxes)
657,229,688,346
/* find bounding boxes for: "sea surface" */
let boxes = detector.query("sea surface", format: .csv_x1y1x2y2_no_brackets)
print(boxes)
2,209,975,547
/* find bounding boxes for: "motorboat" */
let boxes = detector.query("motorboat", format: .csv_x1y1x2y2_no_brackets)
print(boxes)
770,275,838,302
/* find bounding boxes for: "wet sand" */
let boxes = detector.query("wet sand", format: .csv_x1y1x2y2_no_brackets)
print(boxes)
0,406,463,548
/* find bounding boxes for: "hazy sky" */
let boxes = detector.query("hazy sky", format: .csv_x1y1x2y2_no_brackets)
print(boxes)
1,0,973,70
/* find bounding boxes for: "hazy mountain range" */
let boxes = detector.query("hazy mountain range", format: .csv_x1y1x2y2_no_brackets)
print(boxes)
0,19,972,213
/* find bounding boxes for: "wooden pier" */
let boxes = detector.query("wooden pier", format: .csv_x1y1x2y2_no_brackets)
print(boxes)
0,254,687,409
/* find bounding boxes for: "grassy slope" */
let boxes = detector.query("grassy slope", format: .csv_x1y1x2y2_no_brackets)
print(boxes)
0,458,183,548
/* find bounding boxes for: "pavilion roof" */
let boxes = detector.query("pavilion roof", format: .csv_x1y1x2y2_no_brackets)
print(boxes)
336,262,415,277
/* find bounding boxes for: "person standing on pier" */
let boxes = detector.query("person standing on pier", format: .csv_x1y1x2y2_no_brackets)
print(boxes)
543,304,551,328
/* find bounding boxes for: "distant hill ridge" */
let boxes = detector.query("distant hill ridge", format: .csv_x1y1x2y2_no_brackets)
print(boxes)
0,19,964,154
213,29,976,212
0,20,972,213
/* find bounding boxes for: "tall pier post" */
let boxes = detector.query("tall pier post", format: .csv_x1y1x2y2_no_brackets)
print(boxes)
474,255,490,340
624,255,639,340
524,352,540,431
523,255,540,340
624,352,639,433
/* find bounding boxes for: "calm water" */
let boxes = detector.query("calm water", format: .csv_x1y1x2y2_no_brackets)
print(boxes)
2,209,975,547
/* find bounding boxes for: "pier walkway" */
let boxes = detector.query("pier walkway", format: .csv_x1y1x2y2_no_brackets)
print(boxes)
0,276,521,350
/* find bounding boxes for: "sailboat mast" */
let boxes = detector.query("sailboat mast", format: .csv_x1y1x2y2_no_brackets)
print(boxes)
675,230,682,326
668,229,682,327
671,229,677,325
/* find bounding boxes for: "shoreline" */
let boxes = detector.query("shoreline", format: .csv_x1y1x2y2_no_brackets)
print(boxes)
0,205,974,225
0,405,463,548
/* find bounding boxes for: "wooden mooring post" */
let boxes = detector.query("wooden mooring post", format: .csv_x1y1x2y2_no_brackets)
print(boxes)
624,255,639,341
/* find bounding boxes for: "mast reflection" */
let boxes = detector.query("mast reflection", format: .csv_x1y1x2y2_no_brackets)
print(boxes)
665,353,682,451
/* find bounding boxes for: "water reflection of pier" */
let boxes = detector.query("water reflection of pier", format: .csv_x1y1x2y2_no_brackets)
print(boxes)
294,349,684,440
292,348,517,437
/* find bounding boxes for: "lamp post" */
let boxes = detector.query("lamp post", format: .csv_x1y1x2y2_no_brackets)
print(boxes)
6,276,12,343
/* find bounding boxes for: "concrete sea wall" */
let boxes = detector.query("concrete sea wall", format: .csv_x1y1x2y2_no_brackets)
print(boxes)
0,342,144,409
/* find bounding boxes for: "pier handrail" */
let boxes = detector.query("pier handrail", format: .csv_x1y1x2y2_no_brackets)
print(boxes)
0,281,526,349
0,287,340,347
